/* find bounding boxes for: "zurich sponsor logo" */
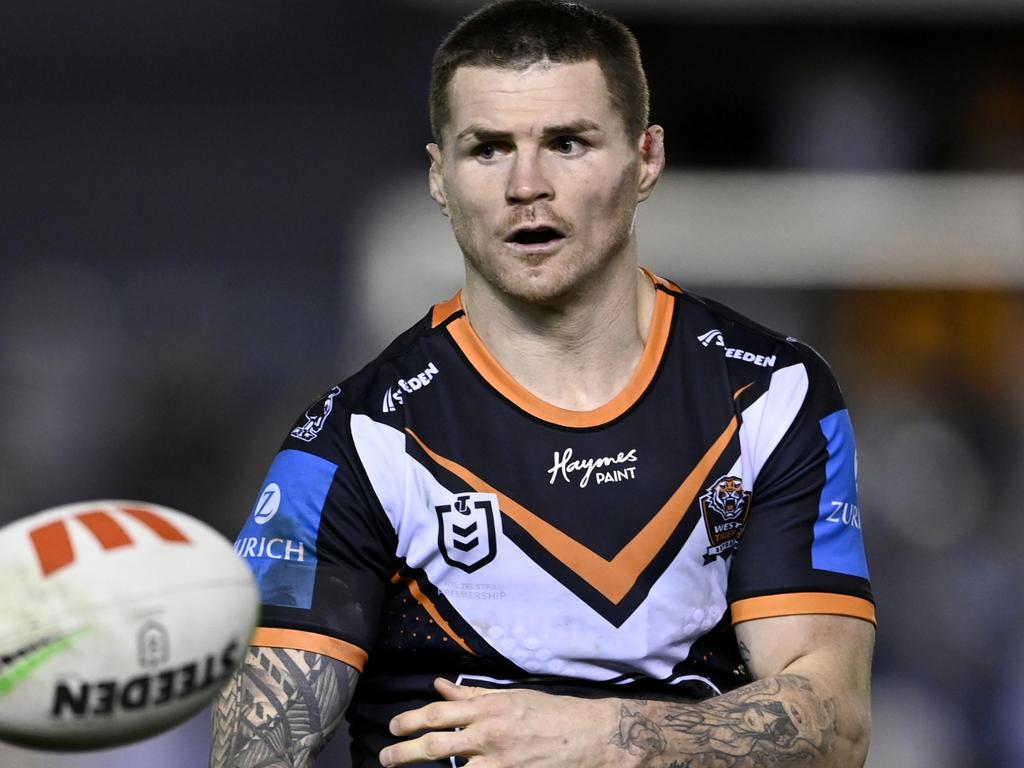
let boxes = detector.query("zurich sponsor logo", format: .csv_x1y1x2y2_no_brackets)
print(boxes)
812,410,869,579
382,362,439,413
697,329,776,368
236,479,306,564
234,536,305,562
253,483,281,524
234,449,334,609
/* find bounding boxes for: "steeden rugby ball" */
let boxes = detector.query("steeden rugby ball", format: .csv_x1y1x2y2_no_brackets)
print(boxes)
0,500,259,750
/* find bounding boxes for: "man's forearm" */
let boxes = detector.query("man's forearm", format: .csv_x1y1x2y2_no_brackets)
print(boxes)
608,673,866,768
382,617,873,767
210,647,358,768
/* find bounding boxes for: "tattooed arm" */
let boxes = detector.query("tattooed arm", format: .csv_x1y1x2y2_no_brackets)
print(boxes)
383,614,873,768
210,647,359,768
612,613,874,768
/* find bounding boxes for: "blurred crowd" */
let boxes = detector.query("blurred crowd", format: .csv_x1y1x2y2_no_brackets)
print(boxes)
1,1,1021,766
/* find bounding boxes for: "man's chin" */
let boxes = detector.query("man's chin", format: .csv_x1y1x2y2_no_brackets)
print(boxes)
493,264,580,307
464,246,599,308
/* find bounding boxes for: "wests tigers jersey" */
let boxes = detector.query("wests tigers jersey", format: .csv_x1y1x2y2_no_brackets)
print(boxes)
233,271,874,767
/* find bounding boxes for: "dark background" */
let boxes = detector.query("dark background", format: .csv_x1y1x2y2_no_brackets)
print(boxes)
1,1,1022,766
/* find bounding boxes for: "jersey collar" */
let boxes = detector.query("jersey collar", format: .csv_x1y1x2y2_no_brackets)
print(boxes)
430,269,677,429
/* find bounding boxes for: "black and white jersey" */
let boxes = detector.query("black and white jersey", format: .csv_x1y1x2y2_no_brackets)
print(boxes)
233,270,874,767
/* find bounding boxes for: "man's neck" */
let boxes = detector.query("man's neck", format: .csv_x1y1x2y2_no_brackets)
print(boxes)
461,264,657,412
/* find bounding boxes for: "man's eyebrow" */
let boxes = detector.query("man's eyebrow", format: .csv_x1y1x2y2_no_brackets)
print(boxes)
455,119,602,143
455,125,510,143
541,119,601,137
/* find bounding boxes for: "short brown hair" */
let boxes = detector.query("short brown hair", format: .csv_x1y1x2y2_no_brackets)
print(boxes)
429,0,650,145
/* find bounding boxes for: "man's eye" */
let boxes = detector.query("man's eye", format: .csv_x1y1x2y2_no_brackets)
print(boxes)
475,144,498,160
552,138,584,154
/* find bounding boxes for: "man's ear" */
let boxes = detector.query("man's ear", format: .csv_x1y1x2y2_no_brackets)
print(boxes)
426,143,449,217
636,125,666,203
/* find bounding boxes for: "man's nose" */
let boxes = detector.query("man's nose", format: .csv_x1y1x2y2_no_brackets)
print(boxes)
505,149,553,204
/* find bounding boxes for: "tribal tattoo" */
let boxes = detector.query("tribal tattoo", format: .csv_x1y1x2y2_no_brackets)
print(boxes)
611,675,837,767
210,647,359,768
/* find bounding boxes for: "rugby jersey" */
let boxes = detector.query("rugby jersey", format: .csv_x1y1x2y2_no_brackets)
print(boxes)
233,270,874,767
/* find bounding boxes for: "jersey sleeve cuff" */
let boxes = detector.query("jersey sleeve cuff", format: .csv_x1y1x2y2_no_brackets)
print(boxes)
730,592,876,626
250,627,370,671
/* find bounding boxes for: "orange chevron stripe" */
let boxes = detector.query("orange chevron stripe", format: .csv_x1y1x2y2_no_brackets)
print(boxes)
406,412,739,605
391,572,476,655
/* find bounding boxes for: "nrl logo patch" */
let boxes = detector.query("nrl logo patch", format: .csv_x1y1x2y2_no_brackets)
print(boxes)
291,386,342,442
700,475,751,565
436,493,499,573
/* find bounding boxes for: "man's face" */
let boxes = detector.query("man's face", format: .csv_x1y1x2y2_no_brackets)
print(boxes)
428,60,662,306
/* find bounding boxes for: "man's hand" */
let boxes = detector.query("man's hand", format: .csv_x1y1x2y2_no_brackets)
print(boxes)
380,678,620,768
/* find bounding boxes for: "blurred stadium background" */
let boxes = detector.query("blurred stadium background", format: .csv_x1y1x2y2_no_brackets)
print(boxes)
1,0,1022,765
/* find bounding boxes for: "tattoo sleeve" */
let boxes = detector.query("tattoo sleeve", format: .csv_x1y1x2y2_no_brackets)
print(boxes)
610,675,839,767
210,646,359,768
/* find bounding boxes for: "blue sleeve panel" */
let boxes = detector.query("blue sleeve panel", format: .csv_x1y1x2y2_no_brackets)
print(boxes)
234,449,338,610
812,410,869,580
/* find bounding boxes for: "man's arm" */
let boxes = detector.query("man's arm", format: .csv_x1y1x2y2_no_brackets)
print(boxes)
210,646,359,768
608,614,874,767
382,614,873,768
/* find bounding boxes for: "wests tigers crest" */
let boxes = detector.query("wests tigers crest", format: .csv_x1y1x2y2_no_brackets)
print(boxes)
700,475,751,565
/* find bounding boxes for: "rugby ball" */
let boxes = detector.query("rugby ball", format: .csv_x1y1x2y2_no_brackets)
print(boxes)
0,500,259,750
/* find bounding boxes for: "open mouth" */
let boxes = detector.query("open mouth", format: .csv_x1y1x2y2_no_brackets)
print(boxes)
505,226,566,246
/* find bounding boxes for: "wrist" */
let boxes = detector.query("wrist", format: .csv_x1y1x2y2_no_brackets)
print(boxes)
601,697,652,768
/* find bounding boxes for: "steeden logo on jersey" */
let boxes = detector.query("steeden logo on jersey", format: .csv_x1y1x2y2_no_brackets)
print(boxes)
547,448,638,488
697,329,776,368
382,362,439,413
700,475,751,565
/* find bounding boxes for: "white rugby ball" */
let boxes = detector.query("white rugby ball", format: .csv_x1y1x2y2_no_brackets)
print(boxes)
0,500,259,750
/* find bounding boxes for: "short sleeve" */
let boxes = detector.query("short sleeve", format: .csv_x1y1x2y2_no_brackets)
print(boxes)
233,391,398,671
727,346,875,626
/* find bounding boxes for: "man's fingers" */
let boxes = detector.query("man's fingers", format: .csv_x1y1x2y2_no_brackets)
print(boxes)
380,728,479,767
390,697,476,735
435,677,487,700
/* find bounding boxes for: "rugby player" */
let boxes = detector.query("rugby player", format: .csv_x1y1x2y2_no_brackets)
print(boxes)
211,1,875,766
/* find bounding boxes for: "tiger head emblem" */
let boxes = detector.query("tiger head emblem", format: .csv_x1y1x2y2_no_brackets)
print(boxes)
703,476,748,521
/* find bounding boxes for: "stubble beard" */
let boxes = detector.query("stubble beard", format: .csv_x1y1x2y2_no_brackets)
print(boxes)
449,199,638,308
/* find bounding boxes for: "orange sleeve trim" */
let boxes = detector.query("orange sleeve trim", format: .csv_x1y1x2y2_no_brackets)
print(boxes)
731,593,877,626
250,628,369,672
431,291,464,328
